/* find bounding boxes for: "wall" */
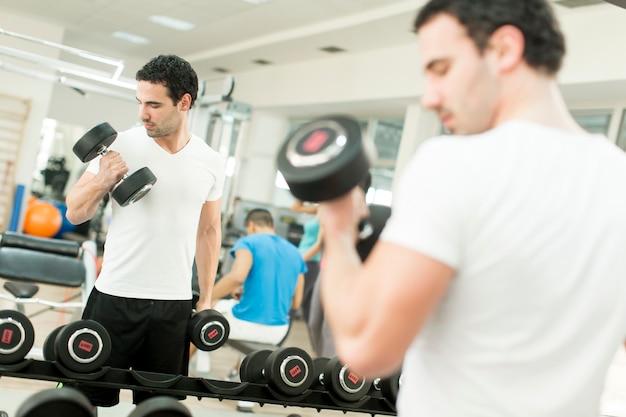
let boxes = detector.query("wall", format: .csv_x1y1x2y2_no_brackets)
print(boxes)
47,84,138,132
0,12,64,231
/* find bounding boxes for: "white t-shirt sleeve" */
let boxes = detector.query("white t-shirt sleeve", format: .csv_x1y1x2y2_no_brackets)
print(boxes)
380,138,467,269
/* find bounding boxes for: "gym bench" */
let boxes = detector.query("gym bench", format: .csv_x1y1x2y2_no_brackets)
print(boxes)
0,231,97,329
223,311,296,363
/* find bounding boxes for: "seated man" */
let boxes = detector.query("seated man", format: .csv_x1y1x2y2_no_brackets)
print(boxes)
212,208,306,345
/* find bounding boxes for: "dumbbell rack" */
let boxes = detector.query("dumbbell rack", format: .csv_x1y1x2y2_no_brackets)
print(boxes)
0,359,397,415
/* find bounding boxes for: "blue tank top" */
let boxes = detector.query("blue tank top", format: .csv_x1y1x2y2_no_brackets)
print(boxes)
231,233,307,325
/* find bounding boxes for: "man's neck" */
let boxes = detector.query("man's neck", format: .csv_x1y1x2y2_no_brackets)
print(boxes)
153,128,192,154
494,72,586,134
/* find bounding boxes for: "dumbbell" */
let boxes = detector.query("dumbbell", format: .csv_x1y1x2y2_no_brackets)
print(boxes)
239,347,315,396
187,309,230,351
72,122,157,207
16,388,94,417
311,356,371,402
276,115,375,202
43,319,111,373
372,370,403,405
0,309,35,365
127,396,191,417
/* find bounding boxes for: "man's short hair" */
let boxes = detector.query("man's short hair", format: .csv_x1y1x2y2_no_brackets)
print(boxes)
245,208,274,228
136,54,199,108
413,0,566,76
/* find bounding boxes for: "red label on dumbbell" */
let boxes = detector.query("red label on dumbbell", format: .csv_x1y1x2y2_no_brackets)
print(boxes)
348,372,360,385
207,328,220,340
78,339,93,353
1,328,13,344
289,365,302,378
301,130,330,153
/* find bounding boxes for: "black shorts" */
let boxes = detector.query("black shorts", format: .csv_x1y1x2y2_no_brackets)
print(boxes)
73,288,192,406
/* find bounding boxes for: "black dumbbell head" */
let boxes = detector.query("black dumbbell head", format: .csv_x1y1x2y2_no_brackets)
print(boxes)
0,309,35,365
240,349,272,383
111,166,157,207
72,122,117,163
277,115,375,202
264,346,314,396
188,309,230,351
43,324,65,362
127,396,191,417
16,388,94,417
379,370,402,405
54,319,111,373
324,356,371,402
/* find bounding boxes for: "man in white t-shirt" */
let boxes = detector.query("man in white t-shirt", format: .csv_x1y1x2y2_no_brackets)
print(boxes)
66,54,225,408
317,1,626,416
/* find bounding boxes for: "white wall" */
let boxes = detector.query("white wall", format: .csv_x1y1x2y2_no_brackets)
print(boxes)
0,12,64,230
48,84,138,132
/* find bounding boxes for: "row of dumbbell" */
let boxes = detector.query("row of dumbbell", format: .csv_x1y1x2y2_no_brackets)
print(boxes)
0,308,230,373
238,347,401,405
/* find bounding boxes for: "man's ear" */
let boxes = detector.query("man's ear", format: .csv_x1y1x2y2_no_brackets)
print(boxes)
179,93,192,111
488,24,525,73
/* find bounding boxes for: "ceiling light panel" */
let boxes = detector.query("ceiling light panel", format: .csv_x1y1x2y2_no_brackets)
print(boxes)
112,31,151,45
149,15,196,31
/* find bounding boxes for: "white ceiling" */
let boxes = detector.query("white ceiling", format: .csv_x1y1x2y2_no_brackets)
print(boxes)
0,0,428,81
0,0,617,83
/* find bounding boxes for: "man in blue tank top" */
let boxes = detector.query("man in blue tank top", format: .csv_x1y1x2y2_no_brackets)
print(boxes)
212,208,306,345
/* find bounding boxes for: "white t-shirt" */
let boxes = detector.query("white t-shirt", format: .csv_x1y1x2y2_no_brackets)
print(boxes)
87,126,225,300
381,120,626,417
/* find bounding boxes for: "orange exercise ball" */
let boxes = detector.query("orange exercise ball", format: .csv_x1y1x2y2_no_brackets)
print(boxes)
23,200,62,238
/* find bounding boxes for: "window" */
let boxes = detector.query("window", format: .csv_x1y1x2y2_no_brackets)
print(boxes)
571,109,612,135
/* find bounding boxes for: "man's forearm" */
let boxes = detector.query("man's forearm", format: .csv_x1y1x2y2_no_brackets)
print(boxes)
196,225,221,308
320,231,368,339
65,182,110,225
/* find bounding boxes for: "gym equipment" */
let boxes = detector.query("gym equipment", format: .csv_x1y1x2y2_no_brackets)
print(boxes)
239,347,314,396
0,232,96,340
22,200,62,238
312,356,371,402
187,309,230,351
15,387,94,417
0,309,35,364
127,396,191,417
373,370,402,405
72,122,157,207
276,115,375,202
43,319,111,373
0,360,396,415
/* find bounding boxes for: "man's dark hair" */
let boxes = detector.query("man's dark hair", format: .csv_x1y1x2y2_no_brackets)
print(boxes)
414,0,565,76
245,208,274,228
136,54,199,108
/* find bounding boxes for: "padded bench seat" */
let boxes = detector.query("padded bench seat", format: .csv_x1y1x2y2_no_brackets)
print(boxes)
225,339,281,355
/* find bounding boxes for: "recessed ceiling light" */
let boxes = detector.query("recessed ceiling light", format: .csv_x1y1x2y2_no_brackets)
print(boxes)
112,31,150,44
242,0,271,4
149,15,196,31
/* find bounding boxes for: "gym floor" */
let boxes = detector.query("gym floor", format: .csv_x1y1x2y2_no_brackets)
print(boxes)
1,278,626,417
